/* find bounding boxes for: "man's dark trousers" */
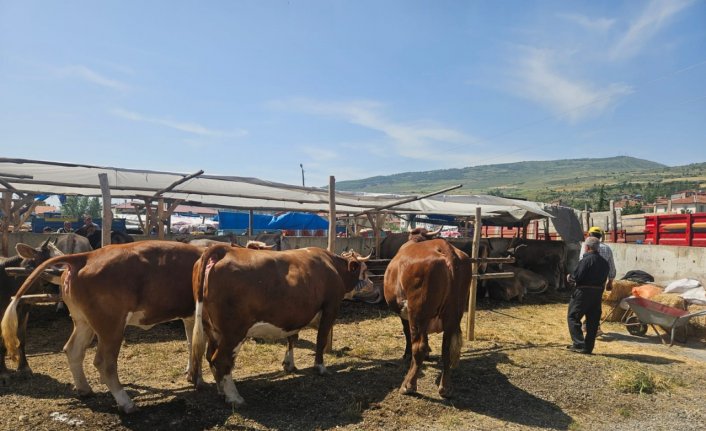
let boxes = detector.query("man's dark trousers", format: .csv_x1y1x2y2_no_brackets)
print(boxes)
567,287,603,353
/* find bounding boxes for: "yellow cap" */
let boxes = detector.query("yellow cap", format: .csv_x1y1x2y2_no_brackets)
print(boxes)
588,226,603,235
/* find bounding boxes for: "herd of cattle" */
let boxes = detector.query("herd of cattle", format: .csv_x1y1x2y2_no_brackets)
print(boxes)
0,228,568,413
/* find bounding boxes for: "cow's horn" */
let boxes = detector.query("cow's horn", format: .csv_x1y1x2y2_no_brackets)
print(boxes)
357,252,373,262
424,227,442,238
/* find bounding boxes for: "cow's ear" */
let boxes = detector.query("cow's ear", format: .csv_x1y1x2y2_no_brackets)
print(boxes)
16,243,39,260
348,260,360,273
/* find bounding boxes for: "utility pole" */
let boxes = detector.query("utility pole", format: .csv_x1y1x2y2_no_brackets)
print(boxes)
300,163,305,187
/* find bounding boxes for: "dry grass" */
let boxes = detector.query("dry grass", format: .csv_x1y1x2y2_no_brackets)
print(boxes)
612,365,680,395
1,297,706,430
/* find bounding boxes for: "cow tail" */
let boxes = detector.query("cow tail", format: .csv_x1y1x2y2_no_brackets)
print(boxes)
191,245,228,381
1,254,85,361
450,329,463,369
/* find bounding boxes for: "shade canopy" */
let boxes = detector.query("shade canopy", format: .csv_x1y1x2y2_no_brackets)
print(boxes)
0,158,552,224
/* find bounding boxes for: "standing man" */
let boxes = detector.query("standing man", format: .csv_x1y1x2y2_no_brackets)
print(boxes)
566,237,610,354
58,221,73,233
579,226,616,290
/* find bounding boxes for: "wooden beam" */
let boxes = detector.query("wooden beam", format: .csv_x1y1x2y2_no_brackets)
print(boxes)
466,206,482,341
99,173,112,247
152,170,204,197
1,191,11,257
328,176,335,253
157,198,165,240
351,184,462,217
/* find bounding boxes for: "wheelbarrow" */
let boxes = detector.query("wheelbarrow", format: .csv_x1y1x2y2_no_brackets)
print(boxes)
622,296,706,347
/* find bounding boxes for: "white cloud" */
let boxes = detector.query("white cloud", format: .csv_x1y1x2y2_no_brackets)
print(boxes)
59,65,130,91
612,0,694,59
512,48,633,122
112,108,248,138
268,98,478,162
557,13,615,32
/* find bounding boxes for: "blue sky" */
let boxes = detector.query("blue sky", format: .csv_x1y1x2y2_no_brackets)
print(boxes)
1,0,704,188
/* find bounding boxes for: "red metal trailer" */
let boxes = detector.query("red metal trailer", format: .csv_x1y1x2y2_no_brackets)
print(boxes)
644,213,706,247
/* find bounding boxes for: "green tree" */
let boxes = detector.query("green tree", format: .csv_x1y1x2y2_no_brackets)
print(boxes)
595,185,608,211
61,196,102,218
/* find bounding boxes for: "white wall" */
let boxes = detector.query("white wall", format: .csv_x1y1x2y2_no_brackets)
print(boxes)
610,243,706,284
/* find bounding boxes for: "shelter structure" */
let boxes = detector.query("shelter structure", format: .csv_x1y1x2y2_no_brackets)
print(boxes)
0,157,552,255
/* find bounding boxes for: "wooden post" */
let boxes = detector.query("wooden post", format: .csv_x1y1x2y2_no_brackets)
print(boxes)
610,200,617,243
98,173,112,247
157,198,165,240
466,206,482,341
328,176,335,253
325,176,336,353
1,191,11,257
686,212,693,247
667,199,672,214
584,207,590,233
248,210,254,237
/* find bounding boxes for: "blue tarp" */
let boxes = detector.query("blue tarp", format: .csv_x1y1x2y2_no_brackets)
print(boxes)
217,212,273,230
217,211,330,231
268,212,328,229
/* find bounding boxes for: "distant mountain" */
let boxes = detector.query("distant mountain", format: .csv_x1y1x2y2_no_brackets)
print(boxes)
337,156,668,198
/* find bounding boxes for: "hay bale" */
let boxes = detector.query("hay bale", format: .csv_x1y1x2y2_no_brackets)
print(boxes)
687,304,706,333
602,299,626,322
605,280,639,302
650,293,687,310
601,280,639,322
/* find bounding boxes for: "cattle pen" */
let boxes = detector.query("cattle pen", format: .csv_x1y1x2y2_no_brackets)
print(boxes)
2,158,706,430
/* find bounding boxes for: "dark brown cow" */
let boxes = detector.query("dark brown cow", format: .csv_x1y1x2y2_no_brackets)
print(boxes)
379,228,490,271
0,239,64,383
2,241,203,413
189,245,371,406
384,237,472,398
485,264,548,301
506,239,567,290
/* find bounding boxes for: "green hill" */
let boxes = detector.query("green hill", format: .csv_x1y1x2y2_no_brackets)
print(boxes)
336,156,706,208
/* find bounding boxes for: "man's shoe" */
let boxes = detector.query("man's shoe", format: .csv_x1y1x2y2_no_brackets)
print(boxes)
566,344,586,352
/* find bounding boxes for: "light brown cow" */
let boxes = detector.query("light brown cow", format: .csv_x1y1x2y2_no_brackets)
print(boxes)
384,238,472,398
1,241,203,413
189,245,371,406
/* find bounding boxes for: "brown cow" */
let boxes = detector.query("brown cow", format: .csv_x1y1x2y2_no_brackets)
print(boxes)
384,238,472,398
189,245,371,406
1,241,203,413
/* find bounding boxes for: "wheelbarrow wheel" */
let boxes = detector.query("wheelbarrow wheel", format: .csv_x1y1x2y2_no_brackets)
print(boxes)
626,316,648,336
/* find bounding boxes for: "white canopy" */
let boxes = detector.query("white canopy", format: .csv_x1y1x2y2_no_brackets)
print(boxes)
0,158,551,223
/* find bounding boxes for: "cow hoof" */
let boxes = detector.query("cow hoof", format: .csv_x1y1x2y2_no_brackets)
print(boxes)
76,388,94,398
16,366,33,377
0,372,9,385
282,363,297,373
439,386,454,399
226,396,246,407
399,384,417,395
314,364,330,376
120,403,139,414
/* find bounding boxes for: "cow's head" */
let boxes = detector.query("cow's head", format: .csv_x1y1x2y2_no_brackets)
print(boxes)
10,238,65,282
408,227,442,242
340,249,373,299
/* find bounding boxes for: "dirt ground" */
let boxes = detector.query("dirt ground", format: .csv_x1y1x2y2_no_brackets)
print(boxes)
1,294,705,431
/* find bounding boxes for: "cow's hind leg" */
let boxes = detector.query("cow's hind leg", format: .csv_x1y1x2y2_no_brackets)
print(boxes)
63,318,95,397
400,320,429,395
438,325,462,398
212,337,245,406
16,308,32,374
313,307,340,375
93,325,136,414
182,316,204,386
400,317,412,362
282,334,298,373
